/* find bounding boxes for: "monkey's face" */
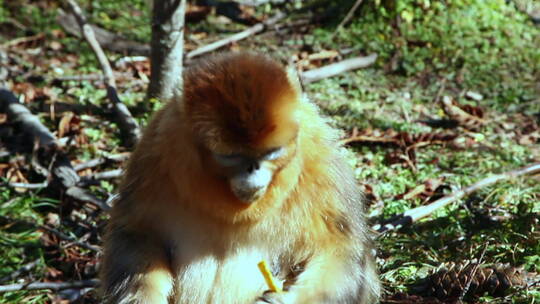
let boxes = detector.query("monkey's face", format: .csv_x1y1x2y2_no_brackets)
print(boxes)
182,52,302,205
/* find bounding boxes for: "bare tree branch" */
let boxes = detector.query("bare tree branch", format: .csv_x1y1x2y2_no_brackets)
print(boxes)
301,54,378,84
0,88,110,211
66,0,141,148
147,0,187,101
0,279,99,293
186,11,285,60
373,162,540,235
0,89,56,147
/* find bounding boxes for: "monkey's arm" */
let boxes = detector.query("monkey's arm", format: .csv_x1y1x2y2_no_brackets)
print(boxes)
101,227,174,304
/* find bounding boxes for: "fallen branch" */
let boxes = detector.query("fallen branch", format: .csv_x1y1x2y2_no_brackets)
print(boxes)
373,162,540,235
0,88,110,211
186,11,285,59
57,9,150,55
0,279,99,293
301,54,378,84
66,0,141,148
0,89,56,147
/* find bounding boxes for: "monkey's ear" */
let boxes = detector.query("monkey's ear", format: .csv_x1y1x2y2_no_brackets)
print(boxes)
285,65,305,95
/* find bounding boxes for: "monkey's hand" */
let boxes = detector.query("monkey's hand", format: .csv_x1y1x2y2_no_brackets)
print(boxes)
254,291,296,304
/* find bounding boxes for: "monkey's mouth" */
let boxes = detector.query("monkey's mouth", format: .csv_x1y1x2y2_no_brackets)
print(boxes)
231,185,267,204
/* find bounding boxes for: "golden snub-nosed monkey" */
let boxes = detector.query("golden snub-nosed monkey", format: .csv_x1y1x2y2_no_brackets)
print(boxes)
101,52,380,304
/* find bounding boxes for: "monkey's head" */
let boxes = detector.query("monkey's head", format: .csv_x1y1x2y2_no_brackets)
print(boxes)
182,52,303,205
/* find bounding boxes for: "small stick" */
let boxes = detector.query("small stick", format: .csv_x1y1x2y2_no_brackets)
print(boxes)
5,181,49,189
301,54,377,84
373,162,540,235
89,169,123,180
257,260,282,292
73,153,130,171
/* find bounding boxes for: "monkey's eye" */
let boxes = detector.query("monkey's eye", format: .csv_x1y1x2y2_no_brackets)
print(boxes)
262,147,285,161
213,153,247,167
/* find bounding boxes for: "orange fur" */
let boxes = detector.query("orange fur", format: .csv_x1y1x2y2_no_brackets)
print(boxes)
101,52,379,304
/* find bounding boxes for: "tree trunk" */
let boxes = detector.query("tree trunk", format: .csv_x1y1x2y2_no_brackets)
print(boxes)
147,0,187,102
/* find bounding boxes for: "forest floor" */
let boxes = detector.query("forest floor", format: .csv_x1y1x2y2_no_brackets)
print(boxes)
0,0,539,303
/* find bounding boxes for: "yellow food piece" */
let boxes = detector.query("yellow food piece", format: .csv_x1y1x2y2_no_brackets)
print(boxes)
257,260,282,292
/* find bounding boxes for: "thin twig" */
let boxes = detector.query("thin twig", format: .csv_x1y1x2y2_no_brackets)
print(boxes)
373,162,540,235
186,11,285,59
0,279,99,293
301,54,378,84
333,0,364,35
39,225,101,252
90,169,123,180
66,0,141,147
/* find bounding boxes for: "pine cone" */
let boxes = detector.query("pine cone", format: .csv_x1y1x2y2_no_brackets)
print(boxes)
412,261,535,300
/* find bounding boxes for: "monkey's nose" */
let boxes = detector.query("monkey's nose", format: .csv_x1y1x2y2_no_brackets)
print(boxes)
247,161,261,173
